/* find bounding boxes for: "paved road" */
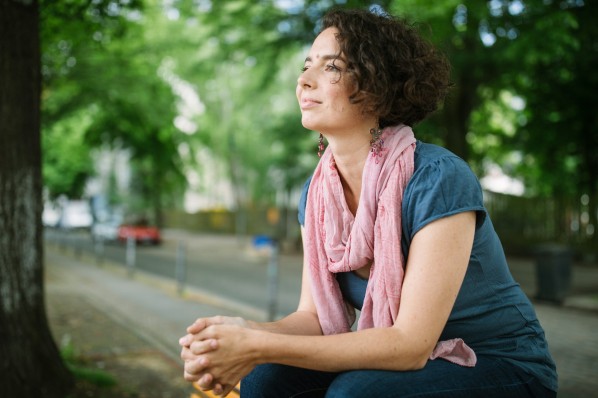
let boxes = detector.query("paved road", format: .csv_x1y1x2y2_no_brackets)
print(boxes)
45,228,303,318
45,229,598,397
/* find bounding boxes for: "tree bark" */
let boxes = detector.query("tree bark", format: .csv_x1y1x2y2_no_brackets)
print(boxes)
0,0,74,396
442,76,475,161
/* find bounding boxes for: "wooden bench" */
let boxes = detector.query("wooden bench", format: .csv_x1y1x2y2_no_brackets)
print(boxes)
191,382,240,398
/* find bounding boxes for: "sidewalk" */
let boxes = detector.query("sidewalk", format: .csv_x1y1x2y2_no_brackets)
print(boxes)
45,247,247,397
45,233,598,397
46,285,192,397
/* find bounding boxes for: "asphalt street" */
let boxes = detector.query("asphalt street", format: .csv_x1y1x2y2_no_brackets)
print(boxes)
46,229,302,318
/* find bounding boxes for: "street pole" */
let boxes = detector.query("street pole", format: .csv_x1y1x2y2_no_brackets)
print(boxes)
94,237,105,266
267,239,279,321
126,236,136,277
176,240,187,295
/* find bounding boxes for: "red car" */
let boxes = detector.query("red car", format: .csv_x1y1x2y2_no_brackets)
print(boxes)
117,222,161,245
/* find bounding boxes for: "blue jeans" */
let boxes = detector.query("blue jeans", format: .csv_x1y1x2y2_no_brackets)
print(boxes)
241,356,556,397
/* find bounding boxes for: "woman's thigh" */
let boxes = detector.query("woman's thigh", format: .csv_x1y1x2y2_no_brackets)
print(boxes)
325,357,555,398
241,363,338,398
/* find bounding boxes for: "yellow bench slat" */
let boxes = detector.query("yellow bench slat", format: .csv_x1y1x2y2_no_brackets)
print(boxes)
192,382,240,398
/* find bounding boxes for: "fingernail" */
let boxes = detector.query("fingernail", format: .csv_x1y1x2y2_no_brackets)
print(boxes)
179,336,188,345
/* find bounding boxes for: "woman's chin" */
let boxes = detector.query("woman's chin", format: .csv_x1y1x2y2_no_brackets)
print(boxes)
300,118,320,132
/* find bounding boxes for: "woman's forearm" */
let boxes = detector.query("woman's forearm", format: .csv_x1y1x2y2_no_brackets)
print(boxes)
251,326,429,372
247,310,322,336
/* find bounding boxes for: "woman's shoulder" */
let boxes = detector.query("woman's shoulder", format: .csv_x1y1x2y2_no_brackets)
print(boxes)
403,141,486,237
414,141,464,169
411,140,478,185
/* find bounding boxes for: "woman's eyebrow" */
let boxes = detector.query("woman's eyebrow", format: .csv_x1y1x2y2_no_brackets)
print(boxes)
304,54,345,63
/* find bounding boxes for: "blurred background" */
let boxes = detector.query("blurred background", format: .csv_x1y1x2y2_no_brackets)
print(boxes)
40,0,597,261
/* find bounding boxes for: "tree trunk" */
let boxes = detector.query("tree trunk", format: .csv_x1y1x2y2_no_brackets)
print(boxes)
442,79,473,161
0,0,74,396
441,31,484,163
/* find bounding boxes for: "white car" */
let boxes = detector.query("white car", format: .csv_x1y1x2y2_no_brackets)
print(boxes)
42,204,60,227
91,215,123,242
57,201,93,230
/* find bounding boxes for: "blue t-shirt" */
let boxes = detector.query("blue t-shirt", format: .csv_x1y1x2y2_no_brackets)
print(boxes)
298,141,557,392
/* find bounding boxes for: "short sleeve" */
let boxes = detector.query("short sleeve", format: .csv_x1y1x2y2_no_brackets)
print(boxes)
402,155,486,242
297,176,312,227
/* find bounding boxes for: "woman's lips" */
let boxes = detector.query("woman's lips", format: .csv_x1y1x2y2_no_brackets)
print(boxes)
300,98,321,109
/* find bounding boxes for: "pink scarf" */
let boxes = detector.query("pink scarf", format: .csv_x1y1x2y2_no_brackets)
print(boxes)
304,124,476,367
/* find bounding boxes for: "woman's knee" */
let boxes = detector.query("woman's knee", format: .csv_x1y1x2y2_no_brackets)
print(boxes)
241,364,286,398
241,364,334,398
325,369,434,397
325,370,387,398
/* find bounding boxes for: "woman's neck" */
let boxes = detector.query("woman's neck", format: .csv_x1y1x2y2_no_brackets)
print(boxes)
324,129,372,214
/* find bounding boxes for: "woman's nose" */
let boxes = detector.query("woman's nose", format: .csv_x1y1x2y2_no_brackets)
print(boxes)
297,70,314,89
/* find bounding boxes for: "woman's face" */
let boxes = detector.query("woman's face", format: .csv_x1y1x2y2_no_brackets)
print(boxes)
296,28,369,134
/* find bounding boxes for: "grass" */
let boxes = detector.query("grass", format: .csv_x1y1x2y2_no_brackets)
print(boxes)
60,340,117,388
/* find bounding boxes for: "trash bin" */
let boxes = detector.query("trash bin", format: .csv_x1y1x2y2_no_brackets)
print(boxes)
534,244,573,304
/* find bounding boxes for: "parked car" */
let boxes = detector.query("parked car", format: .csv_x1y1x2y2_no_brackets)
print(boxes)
42,203,60,227
117,219,161,246
57,200,93,230
91,215,123,243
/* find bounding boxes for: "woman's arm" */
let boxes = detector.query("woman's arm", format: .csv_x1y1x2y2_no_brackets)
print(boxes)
187,211,476,384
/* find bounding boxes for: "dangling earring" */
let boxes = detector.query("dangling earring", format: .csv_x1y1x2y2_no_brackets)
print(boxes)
370,127,385,161
317,133,325,158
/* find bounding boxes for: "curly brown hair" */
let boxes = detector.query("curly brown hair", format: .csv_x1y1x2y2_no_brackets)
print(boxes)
320,8,451,127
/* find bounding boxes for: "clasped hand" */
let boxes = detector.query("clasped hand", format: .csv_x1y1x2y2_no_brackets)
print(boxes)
179,316,254,397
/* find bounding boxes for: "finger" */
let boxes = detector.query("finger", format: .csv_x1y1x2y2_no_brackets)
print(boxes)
220,384,235,396
187,317,208,333
190,338,218,355
180,346,189,360
186,356,209,376
198,373,214,390
189,315,230,333
212,383,224,395
183,370,200,382
180,346,198,361
212,383,224,396
179,332,199,347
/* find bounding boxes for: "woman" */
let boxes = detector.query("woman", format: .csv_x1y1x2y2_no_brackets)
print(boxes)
179,8,557,397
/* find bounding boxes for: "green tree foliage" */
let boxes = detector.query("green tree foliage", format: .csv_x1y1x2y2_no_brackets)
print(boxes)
40,0,140,201
366,0,596,248
42,110,95,199
507,2,597,198
41,0,187,225
511,1,598,249
391,0,597,250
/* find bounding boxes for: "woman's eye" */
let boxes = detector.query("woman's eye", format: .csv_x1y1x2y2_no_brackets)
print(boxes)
300,66,309,72
325,64,340,72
